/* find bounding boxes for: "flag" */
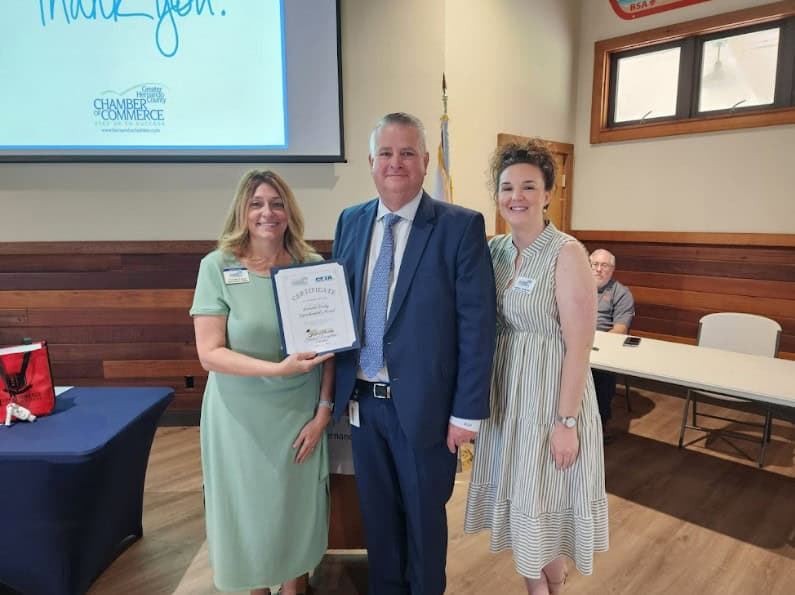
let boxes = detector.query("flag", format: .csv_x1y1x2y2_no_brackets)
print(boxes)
433,75,453,203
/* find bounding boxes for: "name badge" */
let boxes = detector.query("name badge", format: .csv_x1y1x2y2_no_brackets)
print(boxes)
223,267,250,285
348,400,360,428
513,276,536,293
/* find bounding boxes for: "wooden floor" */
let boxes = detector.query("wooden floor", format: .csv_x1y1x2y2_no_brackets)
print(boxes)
85,387,795,595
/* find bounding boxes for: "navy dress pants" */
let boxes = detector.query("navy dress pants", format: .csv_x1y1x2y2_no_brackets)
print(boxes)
351,394,457,595
592,368,617,422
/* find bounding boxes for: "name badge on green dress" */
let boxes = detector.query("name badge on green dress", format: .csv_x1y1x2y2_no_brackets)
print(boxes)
223,267,250,285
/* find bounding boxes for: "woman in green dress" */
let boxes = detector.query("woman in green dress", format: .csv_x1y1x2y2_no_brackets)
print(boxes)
191,170,334,595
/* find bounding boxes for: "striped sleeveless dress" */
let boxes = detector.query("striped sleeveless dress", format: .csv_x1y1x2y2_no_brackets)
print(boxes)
464,223,609,578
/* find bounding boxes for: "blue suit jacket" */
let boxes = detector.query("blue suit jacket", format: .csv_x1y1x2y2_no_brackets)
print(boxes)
332,192,497,448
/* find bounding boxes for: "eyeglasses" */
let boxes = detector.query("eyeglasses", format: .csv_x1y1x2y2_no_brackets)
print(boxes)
590,262,614,270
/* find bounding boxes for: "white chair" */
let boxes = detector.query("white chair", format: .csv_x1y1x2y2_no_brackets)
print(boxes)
677,312,782,467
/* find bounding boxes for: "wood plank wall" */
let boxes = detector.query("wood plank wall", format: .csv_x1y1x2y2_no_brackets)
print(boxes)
0,240,332,422
1,232,792,419
574,231,795,361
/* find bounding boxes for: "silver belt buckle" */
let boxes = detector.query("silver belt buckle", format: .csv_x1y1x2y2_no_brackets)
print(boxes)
372,383,391,399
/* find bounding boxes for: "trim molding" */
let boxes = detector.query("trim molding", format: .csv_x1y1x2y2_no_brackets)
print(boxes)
2,234,793,252
0,239,335,254
160,410,200,427
572,230,795,247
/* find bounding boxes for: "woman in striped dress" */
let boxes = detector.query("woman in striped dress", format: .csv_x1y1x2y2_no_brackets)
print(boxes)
465,140,608,594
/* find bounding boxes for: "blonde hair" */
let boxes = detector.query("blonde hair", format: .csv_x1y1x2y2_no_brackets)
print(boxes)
218,170,317,263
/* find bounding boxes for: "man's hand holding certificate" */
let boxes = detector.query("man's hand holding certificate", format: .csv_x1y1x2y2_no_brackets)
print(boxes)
271,261,359,355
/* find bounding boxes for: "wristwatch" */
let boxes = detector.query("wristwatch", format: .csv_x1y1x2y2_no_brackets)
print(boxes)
556,415,577,428
317,400,334,412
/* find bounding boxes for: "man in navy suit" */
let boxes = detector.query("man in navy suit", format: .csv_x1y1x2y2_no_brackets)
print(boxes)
332,112,496,594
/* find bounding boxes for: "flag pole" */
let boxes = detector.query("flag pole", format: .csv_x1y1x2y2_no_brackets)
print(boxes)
442,73,448,116
434,74,453,203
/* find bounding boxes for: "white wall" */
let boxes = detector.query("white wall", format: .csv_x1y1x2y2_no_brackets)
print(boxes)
571,0,795,233
0,0,580,241
445,0,581,233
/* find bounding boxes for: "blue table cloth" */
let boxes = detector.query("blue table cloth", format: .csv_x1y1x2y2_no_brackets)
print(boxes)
0,387,173,595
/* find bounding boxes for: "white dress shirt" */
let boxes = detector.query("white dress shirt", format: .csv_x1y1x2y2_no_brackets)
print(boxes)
357,191,481,432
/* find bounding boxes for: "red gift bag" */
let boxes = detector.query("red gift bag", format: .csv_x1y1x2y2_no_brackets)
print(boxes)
0,341,56,419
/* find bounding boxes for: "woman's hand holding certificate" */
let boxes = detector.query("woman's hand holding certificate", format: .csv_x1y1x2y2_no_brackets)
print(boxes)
271,261,359,355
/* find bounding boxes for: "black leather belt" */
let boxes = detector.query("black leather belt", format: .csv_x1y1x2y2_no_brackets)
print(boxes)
354,379,391,399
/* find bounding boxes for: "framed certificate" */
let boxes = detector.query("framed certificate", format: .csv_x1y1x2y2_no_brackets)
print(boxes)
271,260,359,355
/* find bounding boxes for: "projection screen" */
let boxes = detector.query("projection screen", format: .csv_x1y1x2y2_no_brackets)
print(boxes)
0,0,344,162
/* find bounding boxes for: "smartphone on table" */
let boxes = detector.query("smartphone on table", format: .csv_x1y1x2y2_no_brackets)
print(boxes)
623,336,641,347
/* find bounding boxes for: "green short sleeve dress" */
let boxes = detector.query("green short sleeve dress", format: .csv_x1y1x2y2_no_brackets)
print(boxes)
190,249,329,591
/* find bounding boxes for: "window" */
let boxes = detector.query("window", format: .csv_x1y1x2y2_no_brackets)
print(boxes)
697,28,780,113
613,46,681,124
592,2,795,143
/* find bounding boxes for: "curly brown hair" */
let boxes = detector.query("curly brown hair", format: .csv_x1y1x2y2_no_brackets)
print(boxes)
489,139,556,198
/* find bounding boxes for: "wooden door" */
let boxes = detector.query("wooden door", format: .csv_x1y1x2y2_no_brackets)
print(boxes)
494,133,574,235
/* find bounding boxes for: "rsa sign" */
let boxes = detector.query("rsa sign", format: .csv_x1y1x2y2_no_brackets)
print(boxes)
609,0,711,20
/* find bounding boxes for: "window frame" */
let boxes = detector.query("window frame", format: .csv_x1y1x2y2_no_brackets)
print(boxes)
607,40,690,127
591,1,795,144
693,22,786,116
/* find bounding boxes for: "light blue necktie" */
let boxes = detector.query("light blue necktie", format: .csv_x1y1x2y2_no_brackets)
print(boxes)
360,213,401,378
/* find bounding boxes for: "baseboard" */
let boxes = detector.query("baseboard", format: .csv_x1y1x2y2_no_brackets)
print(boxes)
159,409,200,426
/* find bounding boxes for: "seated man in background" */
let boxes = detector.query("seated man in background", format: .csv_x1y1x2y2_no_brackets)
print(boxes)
590,248,635,443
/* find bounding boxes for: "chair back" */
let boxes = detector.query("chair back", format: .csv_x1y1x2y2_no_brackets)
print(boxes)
697,312,781,358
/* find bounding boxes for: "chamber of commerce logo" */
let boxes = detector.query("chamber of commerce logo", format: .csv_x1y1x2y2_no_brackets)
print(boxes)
92,83,167,134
